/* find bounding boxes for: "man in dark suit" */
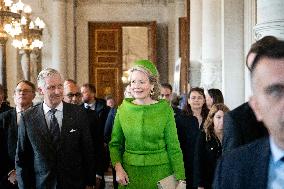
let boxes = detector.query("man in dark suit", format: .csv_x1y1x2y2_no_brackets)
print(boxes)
222,36,279,153
16,68,95,189
222,102,268,153
213,38,284,189
0,80,35,189
0,84,12,113
63,79,82,105
80,83,109,189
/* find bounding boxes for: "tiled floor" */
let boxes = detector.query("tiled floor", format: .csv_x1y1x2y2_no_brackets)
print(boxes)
105,175,114,189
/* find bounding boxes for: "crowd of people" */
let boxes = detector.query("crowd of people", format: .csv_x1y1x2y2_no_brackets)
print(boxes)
0,35,283,189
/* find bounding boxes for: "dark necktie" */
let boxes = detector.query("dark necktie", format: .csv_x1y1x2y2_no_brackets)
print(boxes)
49,109,60,145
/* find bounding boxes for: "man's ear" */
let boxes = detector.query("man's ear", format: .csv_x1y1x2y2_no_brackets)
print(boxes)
249,96,263,121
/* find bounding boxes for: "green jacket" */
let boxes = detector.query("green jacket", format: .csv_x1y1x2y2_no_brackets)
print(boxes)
109,98,185,179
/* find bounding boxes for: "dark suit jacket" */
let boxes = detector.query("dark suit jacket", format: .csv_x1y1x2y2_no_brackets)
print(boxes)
16,102,96,189
0,109,18,189
175,112,199,189
82,105,105,176
213,138,270,189
193,131,222,189
222,102,268,153
104,108,117,144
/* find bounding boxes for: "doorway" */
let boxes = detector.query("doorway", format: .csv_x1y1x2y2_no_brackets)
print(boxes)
88,22,157,104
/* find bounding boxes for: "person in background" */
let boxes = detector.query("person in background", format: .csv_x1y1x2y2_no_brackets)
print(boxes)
193,104,229,189
0,84,12,113
205,89,224,109
221,36,276,153
80,83,110,189
0,80,35,189
109,60,185,188
16,68,96,189
160,83,173,102
175,105,199,189
63,79,82,105
213,38,284,189
183,87,209,129
105,95,116,109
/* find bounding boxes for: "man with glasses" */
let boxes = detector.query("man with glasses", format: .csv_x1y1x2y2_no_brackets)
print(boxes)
63,79,82,105
0,80,35,189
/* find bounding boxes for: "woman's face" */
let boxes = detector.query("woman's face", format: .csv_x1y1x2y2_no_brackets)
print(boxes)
213,110,225,134
129,70,153,101
188,91,205,110
206,93,213,109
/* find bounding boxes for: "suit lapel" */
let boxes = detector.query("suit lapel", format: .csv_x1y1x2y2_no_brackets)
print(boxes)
32,104,55,147
60,102,74,144
251,139,270,188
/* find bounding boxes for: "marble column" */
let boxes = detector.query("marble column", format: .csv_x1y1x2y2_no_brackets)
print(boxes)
189,0,202,88
200,0,222,90
254,0,284,40
52,0,67,78
222,0,244,109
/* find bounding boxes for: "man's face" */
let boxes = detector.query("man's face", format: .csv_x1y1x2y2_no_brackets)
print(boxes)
106,98,115,108
160,87,172,102
38,74,64,108
14,82,35,108
249,57,284,147
80,86,95,103
64,83,81,104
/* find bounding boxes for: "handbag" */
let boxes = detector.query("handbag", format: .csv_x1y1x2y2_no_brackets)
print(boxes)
157,175,186,189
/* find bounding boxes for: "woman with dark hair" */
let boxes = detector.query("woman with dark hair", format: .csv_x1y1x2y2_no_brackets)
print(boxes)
205,89,224,109
183,87,209,129
193,103,229,189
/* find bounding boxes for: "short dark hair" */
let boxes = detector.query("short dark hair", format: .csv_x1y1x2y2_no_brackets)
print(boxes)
161,83,172,92
0,84,4,95
208,88,224,104
65,79,77,85
246,36,279,71
250,39,284,74
105,94,114,101
82,83,96,93
16,80,36,93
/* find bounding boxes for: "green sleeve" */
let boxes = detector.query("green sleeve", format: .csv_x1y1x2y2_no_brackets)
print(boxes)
164,108,186,180
109,110,125,166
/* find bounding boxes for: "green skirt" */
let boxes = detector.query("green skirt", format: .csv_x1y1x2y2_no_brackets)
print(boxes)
118,163,173,189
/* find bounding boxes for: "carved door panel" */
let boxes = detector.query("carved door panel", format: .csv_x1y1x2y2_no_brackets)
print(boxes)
179,17,189,94
89,22,157,104
89,23,123,103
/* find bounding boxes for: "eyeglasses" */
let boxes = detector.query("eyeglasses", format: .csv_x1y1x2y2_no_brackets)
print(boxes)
66,93,81,98
15,89,33,94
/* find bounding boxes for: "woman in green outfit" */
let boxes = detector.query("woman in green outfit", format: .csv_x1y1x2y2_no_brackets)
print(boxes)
109,60,185,189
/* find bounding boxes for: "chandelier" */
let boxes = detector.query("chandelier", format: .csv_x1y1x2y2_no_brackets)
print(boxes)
12,5,45,50
0,0,27,38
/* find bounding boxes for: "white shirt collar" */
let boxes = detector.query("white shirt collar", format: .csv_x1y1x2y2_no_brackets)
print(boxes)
16,105,33,113
84,103,95,109
43,101,63,115
269,137,284,162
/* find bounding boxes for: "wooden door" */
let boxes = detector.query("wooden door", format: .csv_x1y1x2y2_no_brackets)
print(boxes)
89,22,157,104
89,23,123,103
179,17,189,94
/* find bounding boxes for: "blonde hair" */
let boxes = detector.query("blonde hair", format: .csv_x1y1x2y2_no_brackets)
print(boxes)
204,103,230,141
128,66,160,101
